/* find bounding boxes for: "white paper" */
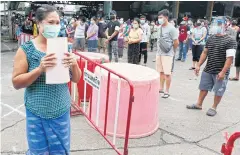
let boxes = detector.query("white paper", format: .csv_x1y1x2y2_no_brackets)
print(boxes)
46,37,70,84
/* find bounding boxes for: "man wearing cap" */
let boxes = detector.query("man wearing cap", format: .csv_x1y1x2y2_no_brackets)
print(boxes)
105,10,120,62
187,18,237,116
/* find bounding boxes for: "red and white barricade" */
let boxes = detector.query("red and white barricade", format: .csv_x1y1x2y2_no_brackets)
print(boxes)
68,52,134,155
18,33,34,46
221,132,240,155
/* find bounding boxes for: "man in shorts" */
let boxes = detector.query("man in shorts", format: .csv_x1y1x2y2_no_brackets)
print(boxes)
98,17,107,53
156,9,179,98
187,18,237,116
73,16,88,51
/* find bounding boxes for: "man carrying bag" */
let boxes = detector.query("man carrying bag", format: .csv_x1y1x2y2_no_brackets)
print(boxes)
156,9,179,98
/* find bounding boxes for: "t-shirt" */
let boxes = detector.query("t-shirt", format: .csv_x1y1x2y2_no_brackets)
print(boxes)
98,22,107,38
204,35,237,75
107,20,120,41
192,27,207,45
87,24,99,40
157,24,178,57
128,28,143,42
178,25,190,42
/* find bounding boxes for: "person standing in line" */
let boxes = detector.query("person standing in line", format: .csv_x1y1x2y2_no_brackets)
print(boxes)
156,9,179,98
139,15,151,66
150,21,158,52
73,16,88,51
190,19,207,70
187,20,194,51
12,5,81,154
229,29,240,81
97,17,107,53
118,18,125,60
105,10,120,62
58,15,67,37
66,19,75,43
187,18,237,116
86,17,99,52
176,20,190,62
126,18,143,64
169,19,178,73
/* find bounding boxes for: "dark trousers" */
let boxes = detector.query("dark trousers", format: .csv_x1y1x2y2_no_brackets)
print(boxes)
128,43,140,64
150,39,157,51
139,42,148,64
192,45,203,62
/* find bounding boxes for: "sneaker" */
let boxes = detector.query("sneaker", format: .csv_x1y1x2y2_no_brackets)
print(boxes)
176,58,181,61
181,59,186,62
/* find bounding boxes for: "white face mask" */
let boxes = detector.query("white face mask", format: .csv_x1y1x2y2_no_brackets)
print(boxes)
119,20,123,24
133,24,138,29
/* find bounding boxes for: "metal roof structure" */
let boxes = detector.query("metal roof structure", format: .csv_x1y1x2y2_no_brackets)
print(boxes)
8,1,104,10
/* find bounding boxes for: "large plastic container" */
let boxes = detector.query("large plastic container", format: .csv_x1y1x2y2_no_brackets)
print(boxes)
90,63,160,138
76,52,109,102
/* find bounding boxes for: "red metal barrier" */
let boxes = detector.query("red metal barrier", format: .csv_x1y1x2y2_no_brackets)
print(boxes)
69,51,135,155
221,132,240,155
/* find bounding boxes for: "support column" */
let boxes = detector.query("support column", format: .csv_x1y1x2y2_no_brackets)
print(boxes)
206,1,214,21
104,1,112,18
224,2,234,17
172,1,179,19
7,1,13,39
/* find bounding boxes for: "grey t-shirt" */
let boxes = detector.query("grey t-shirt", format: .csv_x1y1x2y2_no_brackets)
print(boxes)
157,24,178,57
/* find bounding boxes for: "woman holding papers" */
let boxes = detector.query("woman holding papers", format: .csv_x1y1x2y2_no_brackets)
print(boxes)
12,5,81,155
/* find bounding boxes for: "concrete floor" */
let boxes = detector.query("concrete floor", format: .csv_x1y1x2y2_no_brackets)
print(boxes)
1,46,240,155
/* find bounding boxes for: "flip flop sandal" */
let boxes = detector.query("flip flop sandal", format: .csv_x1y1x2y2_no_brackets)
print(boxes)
162,93,170,99
206,108,217,116
229,77,239,81
186,104,202,110
189,67,196,70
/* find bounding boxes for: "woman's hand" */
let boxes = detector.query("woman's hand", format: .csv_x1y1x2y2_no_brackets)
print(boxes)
62,53,77,68
39,53,57,72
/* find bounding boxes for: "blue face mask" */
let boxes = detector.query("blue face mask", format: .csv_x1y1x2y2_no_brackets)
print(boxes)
216,26,222,34
158,19,164,25
42,24,61,38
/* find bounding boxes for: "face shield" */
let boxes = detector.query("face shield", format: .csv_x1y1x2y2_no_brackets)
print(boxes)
209,19,226,35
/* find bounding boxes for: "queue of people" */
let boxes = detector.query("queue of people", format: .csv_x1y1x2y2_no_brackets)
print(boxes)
10,4,240,155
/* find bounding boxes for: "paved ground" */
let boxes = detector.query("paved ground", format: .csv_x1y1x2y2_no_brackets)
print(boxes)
1,43,240,155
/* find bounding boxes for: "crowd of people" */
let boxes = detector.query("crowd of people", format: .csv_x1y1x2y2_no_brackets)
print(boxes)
11,4,240,154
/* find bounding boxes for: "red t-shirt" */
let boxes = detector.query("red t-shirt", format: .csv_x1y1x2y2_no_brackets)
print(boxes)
178,25,188,42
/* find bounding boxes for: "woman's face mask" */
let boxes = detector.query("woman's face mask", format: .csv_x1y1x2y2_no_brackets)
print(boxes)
119,20,124,24
133,23,139,29
41,24,61,38
90,20,95,25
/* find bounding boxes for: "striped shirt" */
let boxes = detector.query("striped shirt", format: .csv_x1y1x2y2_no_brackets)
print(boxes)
204,35,237,75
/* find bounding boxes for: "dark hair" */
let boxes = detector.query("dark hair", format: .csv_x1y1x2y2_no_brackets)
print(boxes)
158,9,169,18
79,16,86,23
91,16,97,22
133,18,140,25
35,5,58,22
170,19,177,28
140,15,146,19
